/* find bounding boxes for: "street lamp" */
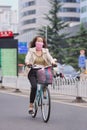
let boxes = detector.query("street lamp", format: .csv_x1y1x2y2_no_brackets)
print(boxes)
45,25,47,43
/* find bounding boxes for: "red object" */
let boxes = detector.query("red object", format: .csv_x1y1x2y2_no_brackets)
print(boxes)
0,31,13,38
18,64,24,67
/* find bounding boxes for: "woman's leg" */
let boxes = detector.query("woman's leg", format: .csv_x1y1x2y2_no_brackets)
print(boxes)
28,69,37,107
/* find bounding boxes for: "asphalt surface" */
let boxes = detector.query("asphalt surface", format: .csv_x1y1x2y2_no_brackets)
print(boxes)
0,91,87,130
0,86,87,108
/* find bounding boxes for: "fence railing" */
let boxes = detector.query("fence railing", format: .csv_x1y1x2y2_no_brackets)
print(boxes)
1,75,87,102
50,77,87,99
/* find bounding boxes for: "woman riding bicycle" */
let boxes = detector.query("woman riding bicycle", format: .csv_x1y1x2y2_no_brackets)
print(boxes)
25,36,56,114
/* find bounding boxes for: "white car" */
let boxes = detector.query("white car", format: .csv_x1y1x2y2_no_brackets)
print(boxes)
62,65,80,80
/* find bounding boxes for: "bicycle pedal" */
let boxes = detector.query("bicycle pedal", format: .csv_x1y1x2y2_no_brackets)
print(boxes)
43,96,47,99
28,110,34,114
31,110,35,115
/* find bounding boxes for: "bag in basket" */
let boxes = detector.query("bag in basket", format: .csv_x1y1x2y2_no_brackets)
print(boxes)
37,67,53,84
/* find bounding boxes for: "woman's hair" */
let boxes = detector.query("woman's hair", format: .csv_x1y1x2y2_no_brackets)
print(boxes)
29,36,47,48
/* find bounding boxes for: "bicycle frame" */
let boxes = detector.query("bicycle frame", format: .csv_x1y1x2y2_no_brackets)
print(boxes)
31,83,43,118
35,84,43,107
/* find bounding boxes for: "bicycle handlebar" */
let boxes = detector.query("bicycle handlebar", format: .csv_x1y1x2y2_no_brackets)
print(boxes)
25,64,56,69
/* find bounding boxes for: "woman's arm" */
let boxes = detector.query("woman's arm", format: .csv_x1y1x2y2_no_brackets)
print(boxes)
25,49,33,65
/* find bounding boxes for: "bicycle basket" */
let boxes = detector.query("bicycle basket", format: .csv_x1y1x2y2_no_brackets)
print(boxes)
37,66,53,84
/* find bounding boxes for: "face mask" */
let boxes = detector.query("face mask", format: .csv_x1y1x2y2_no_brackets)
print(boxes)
35,42,43,51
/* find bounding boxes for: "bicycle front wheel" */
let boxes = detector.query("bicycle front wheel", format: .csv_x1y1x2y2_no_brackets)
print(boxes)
41,87,51,123
31,100,38,118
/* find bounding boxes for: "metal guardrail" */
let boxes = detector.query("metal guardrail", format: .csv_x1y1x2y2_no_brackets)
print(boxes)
1,75,87,102
50,77,87,99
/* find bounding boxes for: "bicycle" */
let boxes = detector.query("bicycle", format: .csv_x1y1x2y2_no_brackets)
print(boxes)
32,83,51,123
27,65,53,123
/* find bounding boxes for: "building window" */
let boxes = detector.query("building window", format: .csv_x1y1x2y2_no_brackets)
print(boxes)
81,0,87,2
22,18,36,25
21,10,36,17
22,28,35,33
60,17,80,22
22,1,35,8
60,0,80,2
81,17,87,23
60,8,80,12
81,6,87,13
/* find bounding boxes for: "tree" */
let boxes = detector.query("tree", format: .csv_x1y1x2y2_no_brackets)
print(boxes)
66,23,87,69
38,0,68,62
18,54,26,64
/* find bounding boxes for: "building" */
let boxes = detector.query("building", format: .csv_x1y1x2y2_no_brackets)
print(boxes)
80,0,87,23
59,0,80,27
17,0,80,45
18,0,50,34
59,22,87,38
0,6,18,33
18,0,80,34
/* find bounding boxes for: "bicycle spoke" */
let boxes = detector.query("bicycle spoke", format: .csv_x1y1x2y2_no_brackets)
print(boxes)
41,87,51,122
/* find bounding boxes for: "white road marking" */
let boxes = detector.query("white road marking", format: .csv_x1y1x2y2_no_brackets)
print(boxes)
0,90,87,108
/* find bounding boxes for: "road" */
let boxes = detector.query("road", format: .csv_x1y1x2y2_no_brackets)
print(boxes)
0,92,87,130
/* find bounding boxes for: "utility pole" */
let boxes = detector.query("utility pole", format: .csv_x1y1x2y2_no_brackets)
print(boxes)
45,25,47,43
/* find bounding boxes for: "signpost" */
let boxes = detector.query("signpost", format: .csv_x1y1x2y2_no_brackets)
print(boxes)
0,31,18,76
1,49,17,76
18,42,28,54
0,31,21,91
0,31,13,38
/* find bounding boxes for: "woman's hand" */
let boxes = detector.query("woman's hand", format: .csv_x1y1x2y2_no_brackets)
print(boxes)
25,63,32,68
52,63,57,67
52,58,57,67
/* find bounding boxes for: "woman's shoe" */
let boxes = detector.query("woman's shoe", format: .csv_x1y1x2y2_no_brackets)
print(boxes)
28,108,33,114
28,103,33,114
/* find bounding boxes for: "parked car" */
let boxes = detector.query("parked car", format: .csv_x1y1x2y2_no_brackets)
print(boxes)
61,64,80,80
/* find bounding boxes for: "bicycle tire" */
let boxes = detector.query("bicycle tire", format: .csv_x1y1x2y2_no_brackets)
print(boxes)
31,100,38,118
41,87,51,123
32,85,41,118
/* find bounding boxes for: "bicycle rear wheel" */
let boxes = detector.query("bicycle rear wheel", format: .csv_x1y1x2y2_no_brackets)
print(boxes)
41,87,51,123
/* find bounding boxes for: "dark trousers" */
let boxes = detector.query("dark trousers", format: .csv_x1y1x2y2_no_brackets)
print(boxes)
28,69,37,103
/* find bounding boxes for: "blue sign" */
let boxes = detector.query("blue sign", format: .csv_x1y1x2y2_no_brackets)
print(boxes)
78,55,86,68
18,49,28,54
18,42,28,54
